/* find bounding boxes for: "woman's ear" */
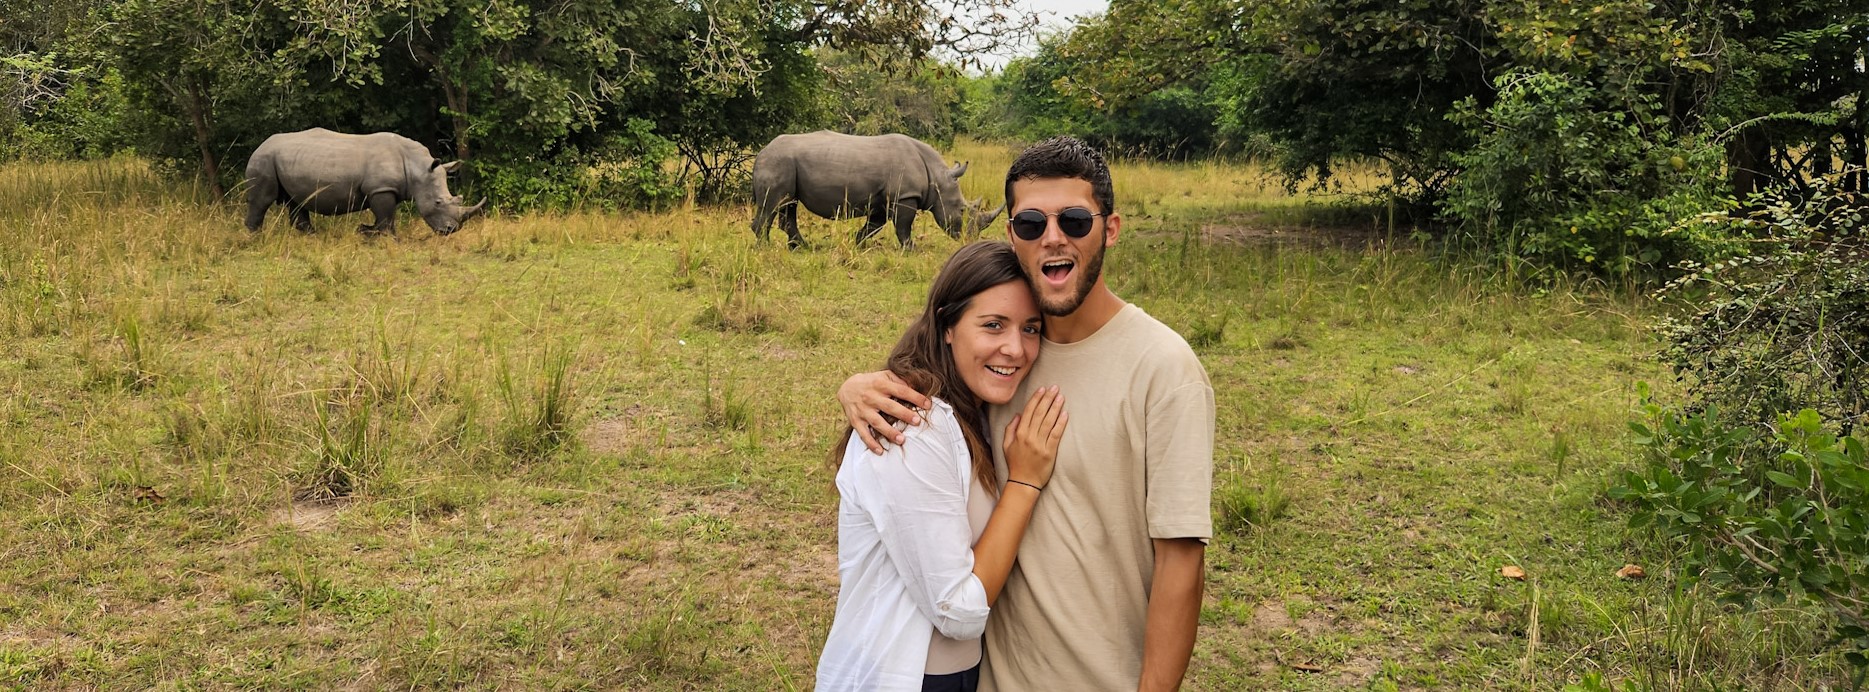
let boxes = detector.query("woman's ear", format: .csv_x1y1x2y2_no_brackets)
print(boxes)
944,328,953,345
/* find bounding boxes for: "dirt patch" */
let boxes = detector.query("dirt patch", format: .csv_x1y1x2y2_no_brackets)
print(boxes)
582,417,634,456
1334,656,1383,686
759,343,800,361
580,403,656,455
1251,600,1333,638
269,498,350,532
779,547,840,595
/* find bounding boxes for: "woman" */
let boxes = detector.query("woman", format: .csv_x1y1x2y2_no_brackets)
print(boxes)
816,241,1068,692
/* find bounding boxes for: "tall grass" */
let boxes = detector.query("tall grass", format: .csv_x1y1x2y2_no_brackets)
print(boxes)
0,153,1849,689
300,396,389,501
495,343,580,461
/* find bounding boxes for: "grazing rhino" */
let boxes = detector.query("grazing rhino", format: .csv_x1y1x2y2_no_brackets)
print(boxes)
244,128,485,235
750,131,1003,249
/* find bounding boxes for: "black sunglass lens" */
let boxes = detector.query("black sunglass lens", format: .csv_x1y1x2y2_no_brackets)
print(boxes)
1057,208,1096,237
1011,211,1048,240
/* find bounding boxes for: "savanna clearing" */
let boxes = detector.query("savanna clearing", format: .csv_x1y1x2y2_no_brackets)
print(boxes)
0,140,1848,689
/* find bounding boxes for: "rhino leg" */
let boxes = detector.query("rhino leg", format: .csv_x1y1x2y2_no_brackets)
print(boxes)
288,203,314,233
891,202,918,250
751,198,780,243
854,207,888,245
244,177,277,232
362,191,397,235
779,205,808,250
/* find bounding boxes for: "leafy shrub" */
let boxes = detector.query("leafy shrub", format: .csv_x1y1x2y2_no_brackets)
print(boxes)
1658,178,1869,430
1613,404,1869,669
1444,70,1730,275
816,50,964,147
1614,174,1869,673
973,38,1226,159
0,58,133,161
475,119,683,212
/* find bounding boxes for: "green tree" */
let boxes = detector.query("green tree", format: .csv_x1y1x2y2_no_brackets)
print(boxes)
101,0,283,197
816,49,965,146
30,0,1036,208
979,35,1223,158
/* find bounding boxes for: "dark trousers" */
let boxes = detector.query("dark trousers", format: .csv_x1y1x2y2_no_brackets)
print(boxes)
922,664,980,692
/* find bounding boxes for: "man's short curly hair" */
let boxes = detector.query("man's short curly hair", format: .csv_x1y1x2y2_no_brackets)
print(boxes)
1004,136,1115,215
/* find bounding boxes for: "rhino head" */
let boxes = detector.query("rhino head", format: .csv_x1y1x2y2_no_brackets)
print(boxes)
933,161,1004,238
414,160,487,235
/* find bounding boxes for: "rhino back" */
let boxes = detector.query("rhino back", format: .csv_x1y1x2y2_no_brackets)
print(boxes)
258,129,433,205
760,132,932,216
910,137,965,205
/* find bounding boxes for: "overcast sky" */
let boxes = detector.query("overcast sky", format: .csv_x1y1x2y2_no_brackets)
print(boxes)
1022,0,1109,26
974,0,1111,70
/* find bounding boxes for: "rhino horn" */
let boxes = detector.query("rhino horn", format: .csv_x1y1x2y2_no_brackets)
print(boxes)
465,198,487,219
949,161,969,179
974,203,1004,232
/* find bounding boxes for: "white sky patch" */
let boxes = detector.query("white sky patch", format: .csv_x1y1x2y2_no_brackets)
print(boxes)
955,0,1110,72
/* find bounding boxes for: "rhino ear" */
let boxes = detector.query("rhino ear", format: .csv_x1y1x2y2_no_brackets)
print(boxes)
440,161,462,174
949,161,969,179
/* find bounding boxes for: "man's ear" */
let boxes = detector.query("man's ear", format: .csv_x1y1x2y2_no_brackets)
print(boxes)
1104,213,1121,248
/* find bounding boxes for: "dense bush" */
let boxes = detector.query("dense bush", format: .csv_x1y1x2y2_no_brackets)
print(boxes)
1443,70,1729,275
475,119,684,212
0,55,132,160
1613,177,1869,671
815,50,966,148
1658,179,1869,430
1615,404,1869,670
971,38,1225,159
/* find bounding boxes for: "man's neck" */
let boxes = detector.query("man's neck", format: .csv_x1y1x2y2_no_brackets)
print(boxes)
1044,284,1125,344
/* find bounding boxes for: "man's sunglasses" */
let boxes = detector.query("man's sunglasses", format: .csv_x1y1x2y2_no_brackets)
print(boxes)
1010,207,1104,241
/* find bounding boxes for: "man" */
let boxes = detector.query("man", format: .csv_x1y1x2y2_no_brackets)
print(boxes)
837,136,1214,691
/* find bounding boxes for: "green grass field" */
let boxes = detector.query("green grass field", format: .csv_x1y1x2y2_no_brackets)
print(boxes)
0,141,1848,689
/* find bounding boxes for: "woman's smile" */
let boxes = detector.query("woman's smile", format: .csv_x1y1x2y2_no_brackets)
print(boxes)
946,281,1043,406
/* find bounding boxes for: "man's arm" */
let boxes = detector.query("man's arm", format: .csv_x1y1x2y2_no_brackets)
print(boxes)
837,371,933,453
1138,537,1204,692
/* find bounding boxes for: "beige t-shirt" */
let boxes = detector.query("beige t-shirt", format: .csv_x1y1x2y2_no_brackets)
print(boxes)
982,303,1215,691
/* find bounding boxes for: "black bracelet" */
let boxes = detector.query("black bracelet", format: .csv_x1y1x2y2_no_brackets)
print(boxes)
1007,479,1043,493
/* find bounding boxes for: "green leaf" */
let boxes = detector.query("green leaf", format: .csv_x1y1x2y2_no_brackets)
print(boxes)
1766,471,1801,488
1802,566,1832,587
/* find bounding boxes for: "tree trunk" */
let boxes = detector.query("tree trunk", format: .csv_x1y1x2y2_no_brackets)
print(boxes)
1727,129,1771,199
181,79,223,199
442,80,469,163
1845,128,1865,193
410,40,471,185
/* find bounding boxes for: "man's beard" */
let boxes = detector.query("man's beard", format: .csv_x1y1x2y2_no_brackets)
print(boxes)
1037,238,1104,317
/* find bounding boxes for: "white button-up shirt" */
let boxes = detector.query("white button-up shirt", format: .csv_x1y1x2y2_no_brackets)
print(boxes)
816,399,993,691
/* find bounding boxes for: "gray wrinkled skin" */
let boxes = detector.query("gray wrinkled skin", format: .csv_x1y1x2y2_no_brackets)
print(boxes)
750,131,1004,249
244,128,485,235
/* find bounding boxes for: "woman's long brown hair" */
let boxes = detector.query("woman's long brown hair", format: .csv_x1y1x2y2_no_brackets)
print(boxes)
830,241,1028,498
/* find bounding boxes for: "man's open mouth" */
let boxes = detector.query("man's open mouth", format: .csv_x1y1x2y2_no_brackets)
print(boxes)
1041,259,1074,283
